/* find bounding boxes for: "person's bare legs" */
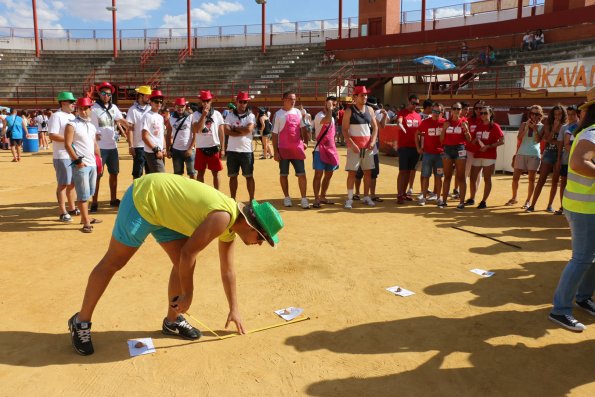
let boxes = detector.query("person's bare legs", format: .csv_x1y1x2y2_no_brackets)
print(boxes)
313,170,323,203
547,168,561,209
363,170,372,197
159,238,193,323
321,171,334,201
109,174,118,202
442,158,454,204
480,165,495,203
298,175,307,198
77,237,139,322
280,176,290,197
229,176,238,199
526,170,537,205
510,168,523,203
530,163,553,208
454,159,466,204
196,170,206,183
246,176,255,201
211,170,220,190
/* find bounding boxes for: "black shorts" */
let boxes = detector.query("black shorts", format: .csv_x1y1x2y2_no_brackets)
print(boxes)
10,139,23,146
397,147,419,171
227,151,254,177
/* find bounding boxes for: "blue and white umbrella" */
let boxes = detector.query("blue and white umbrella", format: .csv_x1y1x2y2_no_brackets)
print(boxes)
414,55,456,70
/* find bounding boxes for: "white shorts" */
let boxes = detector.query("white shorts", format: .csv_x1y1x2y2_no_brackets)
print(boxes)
346,147,375,171
472,158,496,167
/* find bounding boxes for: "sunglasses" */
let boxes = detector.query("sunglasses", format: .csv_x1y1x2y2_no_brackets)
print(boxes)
152,99,163,104
411,102,419,105
452,107,462,110
474,107,482,110
100,92,112,96
480,111,489,115
431,109,441,114
530,112,541,116
238,100,248,104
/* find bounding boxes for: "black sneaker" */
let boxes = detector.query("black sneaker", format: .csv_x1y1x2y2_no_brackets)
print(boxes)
90,203,98,213
576,299,595,317
465,198,475,206
548,313,586,332
162,315,202,340
68,208,81,216
456,203,465,210
109,199,121,207
477,201,487,209
68,313,94,355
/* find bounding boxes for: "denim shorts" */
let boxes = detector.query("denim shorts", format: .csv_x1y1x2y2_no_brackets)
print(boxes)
227,151,254,177
171,148,196,176
279,159,306,176
100,148,119,174
145,152,166,173
112,187,187,248
421,153,444,178
53,158,73,185
397,147,419,170
10,138,22,146
542,149,559,165
442,144,467,161
313,150,339,172
72,165,97,202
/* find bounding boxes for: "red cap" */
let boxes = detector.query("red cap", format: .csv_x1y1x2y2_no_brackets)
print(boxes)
149,90,164,100
76,97,93,107
97,82,114,92
352,86,370,95
174,97,187,106
236,91,250,101
199,90,213,101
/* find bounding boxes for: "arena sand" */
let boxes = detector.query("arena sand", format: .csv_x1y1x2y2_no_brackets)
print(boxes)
0,142,593,397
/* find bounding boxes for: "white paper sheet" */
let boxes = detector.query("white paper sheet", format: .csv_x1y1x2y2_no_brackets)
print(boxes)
274,307,304,321
127,337,156,357
386,286,415,297
470,268,495,277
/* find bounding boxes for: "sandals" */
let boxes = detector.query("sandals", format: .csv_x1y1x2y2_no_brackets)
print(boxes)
81,225,93,233
371,196,384,202
319,199,335,205
554,208,564,215
352,194,361,201
505,199,518,206
89,218,103,224
312,201,321,208
521,202,530,210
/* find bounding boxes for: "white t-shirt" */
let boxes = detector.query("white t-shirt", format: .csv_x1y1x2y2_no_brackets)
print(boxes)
126,102,151,148
577,126,595,145
67,117,97,166
35,114,49,132
225,111,256,153
141,111,165,153
91,102,123,150
169,112,194,151
48,109,76,160
192,109,224,148
272,108,305,134
313,111,335,152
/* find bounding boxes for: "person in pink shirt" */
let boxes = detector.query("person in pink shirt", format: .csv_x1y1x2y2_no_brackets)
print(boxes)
396,94,422,204
469,106,504,209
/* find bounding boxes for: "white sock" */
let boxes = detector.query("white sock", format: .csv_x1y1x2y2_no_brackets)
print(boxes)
347,189,354,200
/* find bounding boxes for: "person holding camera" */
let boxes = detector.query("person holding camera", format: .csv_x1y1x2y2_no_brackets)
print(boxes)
225,92,257,201
141,90,167,173
192,90,226,190
166,97,195,179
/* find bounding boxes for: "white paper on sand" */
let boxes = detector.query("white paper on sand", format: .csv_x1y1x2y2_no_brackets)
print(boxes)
470,268,495,277
274,307,304,321
127,337,156,357
386,286,415,297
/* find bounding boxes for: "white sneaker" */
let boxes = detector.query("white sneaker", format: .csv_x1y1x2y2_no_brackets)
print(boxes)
417,193,424,201
427,193,438,201
418,198,426,206
437,199,444,206
362,196,375,207
300,197,310,209
283,197,292,207
344,199,353,209
406,188,413,196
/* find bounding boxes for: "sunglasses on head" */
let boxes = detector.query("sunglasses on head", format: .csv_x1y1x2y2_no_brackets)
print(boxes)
100,92,112,96
238,100,248,104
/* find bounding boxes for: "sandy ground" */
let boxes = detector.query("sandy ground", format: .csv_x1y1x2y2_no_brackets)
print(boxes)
0,141,593,397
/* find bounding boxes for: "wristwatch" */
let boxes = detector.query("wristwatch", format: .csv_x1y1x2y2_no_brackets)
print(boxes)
152,146,162,153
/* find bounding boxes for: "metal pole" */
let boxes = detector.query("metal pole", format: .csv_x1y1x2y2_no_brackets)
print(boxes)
421,0,426,32
112,0,118,58
338,0,342,39
517,0,522,19
187,0,192,55
32,0,40,57
261,2,266,54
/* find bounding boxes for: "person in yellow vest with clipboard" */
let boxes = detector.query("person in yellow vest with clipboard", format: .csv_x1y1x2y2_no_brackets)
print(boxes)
549,87,595,332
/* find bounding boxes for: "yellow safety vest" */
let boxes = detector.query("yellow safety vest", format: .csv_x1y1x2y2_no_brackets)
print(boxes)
562,125,595,214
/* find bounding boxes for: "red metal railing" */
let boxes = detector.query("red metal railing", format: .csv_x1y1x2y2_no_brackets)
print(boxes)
140,39,159,67
178,48,190,64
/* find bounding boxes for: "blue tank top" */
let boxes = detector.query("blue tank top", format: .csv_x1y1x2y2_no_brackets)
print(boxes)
517,123,542,157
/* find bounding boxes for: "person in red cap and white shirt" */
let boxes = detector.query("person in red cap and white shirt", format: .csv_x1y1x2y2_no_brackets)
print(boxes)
64,97,102,233
224,92,257,200
192,90,225,189
166,97,195,178
141,90,167,173
126,85,152,179
272,90,310,209
90,82,127,213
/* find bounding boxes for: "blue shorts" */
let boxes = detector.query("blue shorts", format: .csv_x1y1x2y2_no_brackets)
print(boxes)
442,144,467,161
112,187,187,248
421,153,444,178
72,165,97,202
313,151,339,172
279,159,306,176
100,148,119,174
53,158,73,185
542,149,558,165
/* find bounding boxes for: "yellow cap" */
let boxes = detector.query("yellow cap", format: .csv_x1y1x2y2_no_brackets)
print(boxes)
135,85,153,95
578,86,595,111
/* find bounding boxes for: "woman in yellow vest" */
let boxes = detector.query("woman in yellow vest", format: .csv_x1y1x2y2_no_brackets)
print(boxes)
548,87,595,332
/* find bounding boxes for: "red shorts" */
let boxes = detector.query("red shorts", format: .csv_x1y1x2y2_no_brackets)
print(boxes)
194,148,223,171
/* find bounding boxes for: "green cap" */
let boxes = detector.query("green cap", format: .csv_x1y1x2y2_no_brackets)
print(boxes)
57,92,76,102
239,200,284,247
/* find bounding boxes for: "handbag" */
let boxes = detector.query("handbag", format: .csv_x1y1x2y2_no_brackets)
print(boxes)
199,145,220,156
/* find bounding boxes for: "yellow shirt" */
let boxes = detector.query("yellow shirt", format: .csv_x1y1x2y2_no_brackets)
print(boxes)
132,173,238,242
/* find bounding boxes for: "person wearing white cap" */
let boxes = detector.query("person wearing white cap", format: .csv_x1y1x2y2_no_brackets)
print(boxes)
166,97,195,178
126,85,152,179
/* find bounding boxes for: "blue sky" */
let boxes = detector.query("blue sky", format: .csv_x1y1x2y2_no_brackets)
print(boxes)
0,1,472,32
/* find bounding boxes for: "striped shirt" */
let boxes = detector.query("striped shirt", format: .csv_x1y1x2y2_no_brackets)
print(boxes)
348,105,372,149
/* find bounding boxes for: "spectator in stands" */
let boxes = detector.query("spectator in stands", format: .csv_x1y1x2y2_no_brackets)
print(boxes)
554,105,580,215
312,95,340,208
521,31,534,51
256,107,273,159
460,41,469,63
527,104,567,212
225,92,257,201
396,94,422,204
5,107,28,162
469,106,504,209
36,109,50,150
272,90,310,209
548,88,595,332
507,105,544,208
64,97,102,233
126,85,152,179
192,90,226,190
90,82,127,213
533,29,544,50
166,97,195,179
480,46,496,65
141,90,167,173
416,102,445,207
342,86,378,209
441,102,471,209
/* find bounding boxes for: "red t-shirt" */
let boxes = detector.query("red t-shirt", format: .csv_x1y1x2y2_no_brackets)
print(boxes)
397,109,422,148
418,117,445,154
474,122,504,159
467,118,480,153
443,117,468,146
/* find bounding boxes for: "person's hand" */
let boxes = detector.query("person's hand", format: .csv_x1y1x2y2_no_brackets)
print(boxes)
368,139,377,150
95,133,101,141
349,141,359,154
128,147,135,157
480,145,488,152
273,152,279,162
220,148,226,158
166,149,172,159
184,149,192,159
76,162,86,169
225,309,246,335
170,294,192,314
156,150,164,160
202,103,211,116
416,147,423,155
